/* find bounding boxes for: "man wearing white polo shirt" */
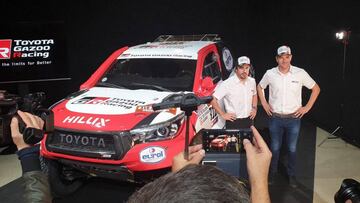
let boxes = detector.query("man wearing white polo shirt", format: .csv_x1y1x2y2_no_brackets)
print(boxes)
257,45,320,188
211,56,257,130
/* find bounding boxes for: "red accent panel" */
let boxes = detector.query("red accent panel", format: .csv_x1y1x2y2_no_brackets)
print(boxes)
80,47,129,90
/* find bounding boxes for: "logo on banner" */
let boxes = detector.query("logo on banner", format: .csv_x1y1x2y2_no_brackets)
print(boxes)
0,39,54,59
140,147,166,163
0,40,12,59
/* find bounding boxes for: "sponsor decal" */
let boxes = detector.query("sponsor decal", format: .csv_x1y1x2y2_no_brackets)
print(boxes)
120,53,131,57
222,47,234,71
140,146,166,163
71,97,146,109
59,133,106,148
136,104,153,112
209,106,219,126
62,116,110,128
196,105,218,127
197,104,210,125
137,45,159,48
121,53,193,58
136,104,177,115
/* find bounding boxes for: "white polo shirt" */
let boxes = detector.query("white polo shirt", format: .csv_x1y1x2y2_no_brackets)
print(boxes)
213,75,257,118
258,66,316,114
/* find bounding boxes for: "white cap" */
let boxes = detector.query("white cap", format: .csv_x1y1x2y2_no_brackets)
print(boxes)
237,56,250,66
277,45,291,56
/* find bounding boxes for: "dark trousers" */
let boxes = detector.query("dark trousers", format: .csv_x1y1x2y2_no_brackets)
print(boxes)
225,117,253,129
269,116,301,176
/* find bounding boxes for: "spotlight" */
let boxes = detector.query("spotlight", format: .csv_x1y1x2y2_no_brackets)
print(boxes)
335,30,350,44
335,31,345,40
319,29,351,146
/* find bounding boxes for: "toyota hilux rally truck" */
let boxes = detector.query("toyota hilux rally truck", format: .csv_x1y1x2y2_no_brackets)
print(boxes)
40,34,235,196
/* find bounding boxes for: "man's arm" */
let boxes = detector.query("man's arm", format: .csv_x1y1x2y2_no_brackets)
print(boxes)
243,126,272,203
294,83,320,118
249,94,258,119
257,85,272,116
210,97,236,121
10,110,52,203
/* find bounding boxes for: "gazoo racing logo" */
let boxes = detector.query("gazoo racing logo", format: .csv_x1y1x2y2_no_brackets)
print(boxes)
0,40,12,59
140,147,166,163
0,39,54,59
62,115,110,128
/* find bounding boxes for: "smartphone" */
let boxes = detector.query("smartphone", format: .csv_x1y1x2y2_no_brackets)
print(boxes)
191,128,253,153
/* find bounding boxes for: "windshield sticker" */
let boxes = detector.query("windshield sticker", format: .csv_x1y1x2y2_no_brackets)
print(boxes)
71,97,145,109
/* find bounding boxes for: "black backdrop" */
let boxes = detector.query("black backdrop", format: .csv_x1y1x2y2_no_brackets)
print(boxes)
1,0,359,146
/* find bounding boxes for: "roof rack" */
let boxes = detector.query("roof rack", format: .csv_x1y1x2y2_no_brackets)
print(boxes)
154,34,221,42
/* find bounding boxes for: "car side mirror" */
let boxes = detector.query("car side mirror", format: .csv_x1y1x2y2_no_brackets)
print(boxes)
199,77,215,96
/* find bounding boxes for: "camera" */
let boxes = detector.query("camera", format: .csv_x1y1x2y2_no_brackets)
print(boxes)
0,91,53,147
335,178,360,203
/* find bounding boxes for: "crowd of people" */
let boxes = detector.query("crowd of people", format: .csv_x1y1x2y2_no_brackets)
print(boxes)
9,45,321,202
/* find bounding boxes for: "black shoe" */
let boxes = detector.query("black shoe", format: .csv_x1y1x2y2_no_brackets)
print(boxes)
288,176,298,188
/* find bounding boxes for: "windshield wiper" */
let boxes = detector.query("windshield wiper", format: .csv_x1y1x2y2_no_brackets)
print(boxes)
129,82,171,91
96,82,126,89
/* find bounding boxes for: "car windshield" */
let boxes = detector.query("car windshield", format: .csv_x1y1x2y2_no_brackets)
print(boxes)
97,58,196,92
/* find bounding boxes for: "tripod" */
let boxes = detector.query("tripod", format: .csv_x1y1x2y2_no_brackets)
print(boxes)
318,30,350,147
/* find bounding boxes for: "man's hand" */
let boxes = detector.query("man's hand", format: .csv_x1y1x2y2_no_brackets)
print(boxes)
243,126,272,203
243,126,272,185
172,144,205,173
221,112,237,121
10,110,44,150
294,106,309,118
261,102,273,116
249,108,257,120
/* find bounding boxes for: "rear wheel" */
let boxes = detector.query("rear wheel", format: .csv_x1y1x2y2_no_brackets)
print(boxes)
47,159,87,197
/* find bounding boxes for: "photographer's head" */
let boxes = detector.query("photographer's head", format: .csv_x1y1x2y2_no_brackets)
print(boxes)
128,164,250,203
10,110,44,150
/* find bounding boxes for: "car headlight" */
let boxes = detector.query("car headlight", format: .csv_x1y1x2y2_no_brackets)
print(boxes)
130,112,184,143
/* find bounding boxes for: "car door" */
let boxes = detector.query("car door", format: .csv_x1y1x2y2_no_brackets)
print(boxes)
194,45,225,131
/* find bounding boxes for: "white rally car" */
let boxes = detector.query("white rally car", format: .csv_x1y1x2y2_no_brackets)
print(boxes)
41,34,235,196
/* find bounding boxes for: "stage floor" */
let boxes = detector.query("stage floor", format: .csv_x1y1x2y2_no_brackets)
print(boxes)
1,110,360,203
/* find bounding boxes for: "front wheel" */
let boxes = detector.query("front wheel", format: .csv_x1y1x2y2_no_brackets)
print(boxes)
47,159,86,197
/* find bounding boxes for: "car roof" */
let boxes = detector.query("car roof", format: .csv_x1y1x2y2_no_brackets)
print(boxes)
118,41,215,60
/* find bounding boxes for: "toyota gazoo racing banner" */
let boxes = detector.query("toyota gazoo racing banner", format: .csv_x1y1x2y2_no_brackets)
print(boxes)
0,22,68,83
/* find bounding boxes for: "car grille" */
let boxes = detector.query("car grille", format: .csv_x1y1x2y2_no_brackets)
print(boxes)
45,129,132,160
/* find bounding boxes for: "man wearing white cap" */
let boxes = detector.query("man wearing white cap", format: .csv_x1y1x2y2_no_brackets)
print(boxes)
257,45,320,188
211,56,257,130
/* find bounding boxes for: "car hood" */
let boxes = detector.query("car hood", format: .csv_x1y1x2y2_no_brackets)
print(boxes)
52,87,182,131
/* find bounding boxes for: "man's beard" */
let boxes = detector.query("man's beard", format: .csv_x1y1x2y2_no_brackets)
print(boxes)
240,73,248,79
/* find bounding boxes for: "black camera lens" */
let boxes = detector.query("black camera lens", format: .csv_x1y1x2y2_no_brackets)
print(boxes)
335,179,360,203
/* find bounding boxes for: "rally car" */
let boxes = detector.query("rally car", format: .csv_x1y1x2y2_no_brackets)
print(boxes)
210,135,230,151
40,34,235,196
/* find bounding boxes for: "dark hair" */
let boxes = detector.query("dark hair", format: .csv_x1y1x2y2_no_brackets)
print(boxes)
127,164,250,203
